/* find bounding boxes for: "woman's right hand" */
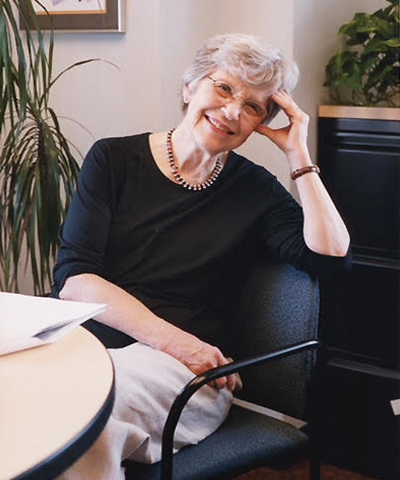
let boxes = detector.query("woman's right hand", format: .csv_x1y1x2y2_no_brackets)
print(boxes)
158,329,237,391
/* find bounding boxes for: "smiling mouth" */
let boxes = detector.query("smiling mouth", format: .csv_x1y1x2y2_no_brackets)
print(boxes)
205,115,234,135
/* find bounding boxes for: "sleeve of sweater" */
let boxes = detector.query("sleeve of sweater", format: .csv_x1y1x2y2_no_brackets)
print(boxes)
52,139,120,294
260,174,352,278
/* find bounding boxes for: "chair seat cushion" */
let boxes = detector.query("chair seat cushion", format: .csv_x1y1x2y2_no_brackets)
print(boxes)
124,404,308,480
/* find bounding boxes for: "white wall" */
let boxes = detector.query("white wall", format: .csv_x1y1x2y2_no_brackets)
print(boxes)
50,0,163,153
13,0,386,293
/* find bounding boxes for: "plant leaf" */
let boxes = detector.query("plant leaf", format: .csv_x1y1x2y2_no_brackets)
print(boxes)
384,38,400,47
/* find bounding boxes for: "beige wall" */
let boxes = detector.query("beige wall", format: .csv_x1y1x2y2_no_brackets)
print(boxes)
14,0,385,293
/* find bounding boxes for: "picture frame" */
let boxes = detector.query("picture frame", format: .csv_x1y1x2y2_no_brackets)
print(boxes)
20,0,125,33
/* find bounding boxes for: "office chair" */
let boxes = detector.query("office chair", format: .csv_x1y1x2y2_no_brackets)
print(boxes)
124,257,322,480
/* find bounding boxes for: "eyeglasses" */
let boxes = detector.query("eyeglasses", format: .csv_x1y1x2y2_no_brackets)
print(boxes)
206,76,268,119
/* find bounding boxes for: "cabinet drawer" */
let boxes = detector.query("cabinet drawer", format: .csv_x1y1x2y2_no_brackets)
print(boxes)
321,261,399,369
318,117,400,260
323,361,400,480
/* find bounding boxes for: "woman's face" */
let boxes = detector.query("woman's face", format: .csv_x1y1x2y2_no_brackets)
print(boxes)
182,69,271,155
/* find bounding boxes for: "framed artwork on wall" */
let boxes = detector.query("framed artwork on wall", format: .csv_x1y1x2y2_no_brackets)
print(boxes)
20,0,125,33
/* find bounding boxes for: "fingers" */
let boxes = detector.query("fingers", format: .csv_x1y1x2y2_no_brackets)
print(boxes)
255,123,282,139
209,372,237,391
224,357,243,391
271,89,309,123
185,344,238,391
161,330,238,391
256,90,310,155
204,348,237,391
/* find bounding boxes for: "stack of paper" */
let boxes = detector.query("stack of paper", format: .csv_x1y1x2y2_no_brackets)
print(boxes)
0,292,106,355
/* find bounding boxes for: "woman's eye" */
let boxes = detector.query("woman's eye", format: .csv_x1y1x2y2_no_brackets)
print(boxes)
216,83,232,97
245,102,263,116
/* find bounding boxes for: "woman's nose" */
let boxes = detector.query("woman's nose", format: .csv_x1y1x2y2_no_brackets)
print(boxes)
221,100,242,120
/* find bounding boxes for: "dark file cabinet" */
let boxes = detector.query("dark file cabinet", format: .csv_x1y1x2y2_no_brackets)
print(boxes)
317,107,400,480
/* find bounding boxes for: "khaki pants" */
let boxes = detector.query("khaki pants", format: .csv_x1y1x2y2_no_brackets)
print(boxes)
57,343,233,480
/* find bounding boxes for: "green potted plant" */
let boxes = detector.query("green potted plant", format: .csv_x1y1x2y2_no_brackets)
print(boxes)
0,1,100,294
323,0,399,107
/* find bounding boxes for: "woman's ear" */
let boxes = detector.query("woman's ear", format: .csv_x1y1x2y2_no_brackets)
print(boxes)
182,84,191,105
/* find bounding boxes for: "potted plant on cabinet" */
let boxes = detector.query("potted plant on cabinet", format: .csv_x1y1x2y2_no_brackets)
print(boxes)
320,0,399,120
323,0,399,106
0,1,99,294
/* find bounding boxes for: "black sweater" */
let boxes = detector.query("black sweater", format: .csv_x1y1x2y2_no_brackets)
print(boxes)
53,133,350,348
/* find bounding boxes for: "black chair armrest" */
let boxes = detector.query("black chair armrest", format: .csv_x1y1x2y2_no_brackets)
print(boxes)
161,339,320,480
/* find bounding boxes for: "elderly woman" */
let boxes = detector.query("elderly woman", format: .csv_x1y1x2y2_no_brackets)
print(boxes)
54,33,350,478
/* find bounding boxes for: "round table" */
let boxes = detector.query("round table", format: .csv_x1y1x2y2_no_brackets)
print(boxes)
0,327,115,480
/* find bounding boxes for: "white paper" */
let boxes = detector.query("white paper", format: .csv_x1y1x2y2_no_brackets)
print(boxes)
0,292,106,355
390,399,400,416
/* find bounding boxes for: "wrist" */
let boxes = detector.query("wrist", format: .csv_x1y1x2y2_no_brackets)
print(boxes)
291,164,320,181
142,315,174,351
152,321,192,354
286,147,312,171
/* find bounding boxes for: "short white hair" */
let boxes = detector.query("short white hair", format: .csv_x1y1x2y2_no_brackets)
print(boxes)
181,33,299,123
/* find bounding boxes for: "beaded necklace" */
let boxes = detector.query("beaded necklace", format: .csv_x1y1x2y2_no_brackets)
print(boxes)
166,128,223,191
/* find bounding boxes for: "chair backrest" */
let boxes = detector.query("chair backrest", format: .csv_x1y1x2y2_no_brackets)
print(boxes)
231,257,320,421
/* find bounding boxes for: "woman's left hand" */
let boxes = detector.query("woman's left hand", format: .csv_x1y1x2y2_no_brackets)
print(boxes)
255,90,350,258
256,89,310,161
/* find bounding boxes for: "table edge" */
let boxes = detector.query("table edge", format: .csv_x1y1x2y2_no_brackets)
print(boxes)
12,356,115,480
